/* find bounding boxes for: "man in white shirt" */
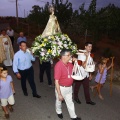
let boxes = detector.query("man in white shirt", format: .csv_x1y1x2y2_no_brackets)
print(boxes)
7,27,14,46
74,42,96,105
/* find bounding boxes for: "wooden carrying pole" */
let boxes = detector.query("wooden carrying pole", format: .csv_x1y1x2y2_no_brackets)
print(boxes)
110,57,114,96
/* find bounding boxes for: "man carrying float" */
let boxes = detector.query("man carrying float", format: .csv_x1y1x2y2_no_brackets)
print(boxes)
72,42,96,105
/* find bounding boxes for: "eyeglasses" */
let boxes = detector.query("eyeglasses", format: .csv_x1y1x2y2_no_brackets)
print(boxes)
64,54,72,57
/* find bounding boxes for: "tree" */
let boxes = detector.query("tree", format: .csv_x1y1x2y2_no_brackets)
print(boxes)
88,0,96,16
52,0,73,27
98,4,120,42
27,0,120,42
28,0,73,28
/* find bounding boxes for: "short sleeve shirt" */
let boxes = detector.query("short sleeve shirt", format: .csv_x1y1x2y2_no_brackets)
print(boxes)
54,60,73,86
0,75,13,99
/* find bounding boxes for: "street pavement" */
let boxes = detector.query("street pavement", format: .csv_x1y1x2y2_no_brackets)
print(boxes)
0,58,120,120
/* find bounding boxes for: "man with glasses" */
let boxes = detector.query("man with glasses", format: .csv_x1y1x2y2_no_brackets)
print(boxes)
54,49,81,120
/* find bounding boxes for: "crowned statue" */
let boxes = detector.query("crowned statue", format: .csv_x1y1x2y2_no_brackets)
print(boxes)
41,5,62,38
32,5,77,63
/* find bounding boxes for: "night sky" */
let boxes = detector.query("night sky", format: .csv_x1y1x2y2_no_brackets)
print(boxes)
0,0,120,18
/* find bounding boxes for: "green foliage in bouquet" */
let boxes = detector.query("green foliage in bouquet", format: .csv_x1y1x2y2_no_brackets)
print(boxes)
31,34,77,63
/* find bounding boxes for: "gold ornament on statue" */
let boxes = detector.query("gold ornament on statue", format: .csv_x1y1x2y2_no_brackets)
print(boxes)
41,5,61,38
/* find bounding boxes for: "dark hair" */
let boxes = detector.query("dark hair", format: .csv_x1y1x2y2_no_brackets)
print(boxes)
0,66,7,72
19,41,27,46
60,49,72,57
85,42,92,46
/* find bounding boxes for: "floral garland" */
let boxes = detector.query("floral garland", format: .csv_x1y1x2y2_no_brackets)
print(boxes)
31,33,77,63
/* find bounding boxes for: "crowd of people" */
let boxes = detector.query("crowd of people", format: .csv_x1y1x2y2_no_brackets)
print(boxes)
0,5,113,120
0,30,113,119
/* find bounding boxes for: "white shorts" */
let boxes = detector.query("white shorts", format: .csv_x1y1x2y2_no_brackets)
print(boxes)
1,95,15,106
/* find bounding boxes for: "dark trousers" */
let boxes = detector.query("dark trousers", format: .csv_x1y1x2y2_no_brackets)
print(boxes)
9,36,14,46
74,77,91,102
19,66,37,95
39,61,52,85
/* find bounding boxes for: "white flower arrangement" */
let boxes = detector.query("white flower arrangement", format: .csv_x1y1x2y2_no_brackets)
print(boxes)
31,34,77,63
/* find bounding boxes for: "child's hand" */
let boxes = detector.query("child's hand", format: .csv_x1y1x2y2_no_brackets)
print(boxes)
110,63,114,67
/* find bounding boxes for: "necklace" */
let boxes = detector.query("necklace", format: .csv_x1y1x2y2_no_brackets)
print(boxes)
61,61,71,78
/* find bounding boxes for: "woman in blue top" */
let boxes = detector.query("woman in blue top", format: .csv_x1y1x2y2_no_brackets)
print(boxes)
0,66,15,119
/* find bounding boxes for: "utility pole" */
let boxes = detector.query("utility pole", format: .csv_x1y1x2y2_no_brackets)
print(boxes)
27,11,29,17
16,0,19,27
24,9,25,18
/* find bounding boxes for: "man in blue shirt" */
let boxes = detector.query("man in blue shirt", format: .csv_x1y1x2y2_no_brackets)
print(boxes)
17,32,27,45
13,41,41,98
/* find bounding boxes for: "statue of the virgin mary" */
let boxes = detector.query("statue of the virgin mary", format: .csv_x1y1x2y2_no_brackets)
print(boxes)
41,5,62,38
32,5,77,63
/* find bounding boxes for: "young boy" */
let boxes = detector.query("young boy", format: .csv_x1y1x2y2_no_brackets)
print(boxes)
0,66,15,119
